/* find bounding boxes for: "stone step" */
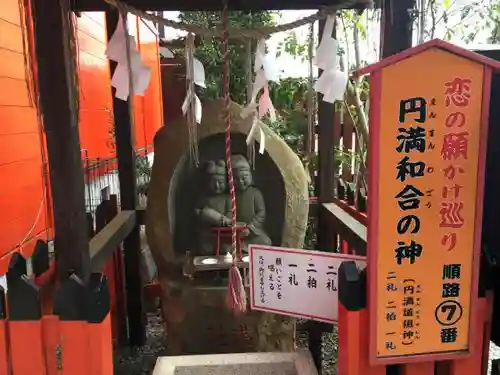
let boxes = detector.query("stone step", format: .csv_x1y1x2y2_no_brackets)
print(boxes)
152,350,318,375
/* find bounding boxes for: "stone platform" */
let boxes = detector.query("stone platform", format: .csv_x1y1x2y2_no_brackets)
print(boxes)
152,350,318,375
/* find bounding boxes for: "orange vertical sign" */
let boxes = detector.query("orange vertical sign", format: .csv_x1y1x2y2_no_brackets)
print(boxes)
361,40,499,365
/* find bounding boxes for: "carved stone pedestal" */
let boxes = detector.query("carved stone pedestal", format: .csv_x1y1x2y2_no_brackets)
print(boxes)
162,280,295,355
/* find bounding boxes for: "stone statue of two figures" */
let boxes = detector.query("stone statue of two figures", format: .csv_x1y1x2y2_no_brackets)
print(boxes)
196,154,272,256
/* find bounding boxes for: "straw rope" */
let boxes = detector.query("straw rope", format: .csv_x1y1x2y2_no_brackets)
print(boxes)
108,0,372,40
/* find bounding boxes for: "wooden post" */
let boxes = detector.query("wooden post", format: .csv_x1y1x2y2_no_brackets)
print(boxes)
105,9,145,346
315,18,337,210
31,0,90,282
157,11,165,39
96,196,128,345
311,17,339,374
380,0,415,58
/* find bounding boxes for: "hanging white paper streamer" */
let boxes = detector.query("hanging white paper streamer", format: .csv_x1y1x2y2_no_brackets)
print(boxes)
242,39,278,154
110,45,151,101
314,69,348,103
313,17,348,103
193,58,206,88
181,87,192,115
254,40,280,81
105,14,128,62
111,63,130,101
313,15,338,71
0,275,6,292
106,14,151,101
258,128,266,154
182,34,205,124
181,87,202,124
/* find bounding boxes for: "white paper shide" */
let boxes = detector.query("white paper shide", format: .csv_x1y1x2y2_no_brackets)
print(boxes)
0,275,6,292
182,33,206,124
249,245,366,323
313,15,348,103
106,14,151,101
242,39,281,154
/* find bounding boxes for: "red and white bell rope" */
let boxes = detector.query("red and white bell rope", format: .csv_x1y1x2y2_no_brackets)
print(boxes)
222,0,247,314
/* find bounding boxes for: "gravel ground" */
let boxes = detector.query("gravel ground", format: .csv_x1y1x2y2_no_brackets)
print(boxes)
114,311,338,375
114,309,499,375
114,309,167,375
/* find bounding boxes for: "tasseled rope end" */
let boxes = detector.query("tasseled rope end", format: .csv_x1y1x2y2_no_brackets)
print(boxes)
226,263,247,314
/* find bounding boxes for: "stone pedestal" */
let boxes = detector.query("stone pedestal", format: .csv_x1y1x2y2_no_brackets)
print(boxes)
152,349,318,375
163,280,295,355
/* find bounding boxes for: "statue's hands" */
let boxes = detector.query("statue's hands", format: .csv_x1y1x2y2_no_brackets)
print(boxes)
235,222,250,237
221,217,232,226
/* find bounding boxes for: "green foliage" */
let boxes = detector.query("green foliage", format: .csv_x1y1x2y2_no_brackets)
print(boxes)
178,11,315,162
420,0,496,44
265,112,306,157
276,32,308,62
177,11,275,104
136,154,152,196
486,1,500,43
265,77,310,159
268,77,308,110
340,10,367,41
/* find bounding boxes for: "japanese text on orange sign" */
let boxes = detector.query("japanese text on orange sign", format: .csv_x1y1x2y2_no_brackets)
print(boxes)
375,51,483,359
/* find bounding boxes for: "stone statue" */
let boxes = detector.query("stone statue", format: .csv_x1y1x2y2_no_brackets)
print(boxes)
196,160,231,255
232,154,272,252
147,99,310,355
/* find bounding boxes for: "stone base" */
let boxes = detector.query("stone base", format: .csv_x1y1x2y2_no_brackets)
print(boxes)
162,280,295,355
152,350,318,375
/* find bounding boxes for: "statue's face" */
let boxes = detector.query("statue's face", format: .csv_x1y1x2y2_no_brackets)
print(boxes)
209,174,226,194
235,169,252,191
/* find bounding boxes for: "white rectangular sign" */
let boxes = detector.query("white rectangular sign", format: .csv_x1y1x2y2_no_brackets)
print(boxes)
249,245,366,324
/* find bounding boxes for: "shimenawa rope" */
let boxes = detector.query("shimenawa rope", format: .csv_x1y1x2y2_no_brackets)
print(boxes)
107,0,371,40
